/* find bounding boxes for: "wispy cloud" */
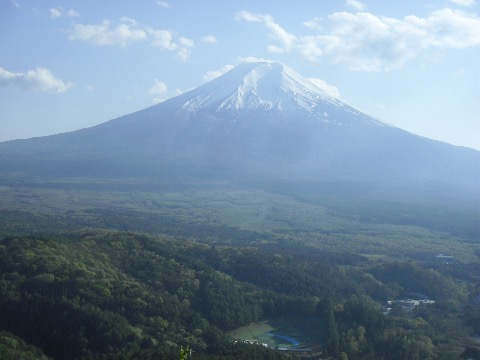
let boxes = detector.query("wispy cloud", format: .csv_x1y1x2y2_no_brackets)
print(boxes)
179,37,194,47
49,8,61,18
178,37,194,61
69,17,195,61
67,9,80,17
236,11,296,53
239,8,480,71
49,7,80,19
449,0,476,6
203,57,276,82
308,78,340,98
345,0,367,11
156,1,170,8
176,47,191,62
201,35,217,44
240,56,274,63
69,18,147,47
203,64,236,82
148,79,169,103
0,67,73,93
147,29,177,50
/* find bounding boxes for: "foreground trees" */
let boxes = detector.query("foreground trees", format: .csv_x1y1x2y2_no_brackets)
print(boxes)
0,230,477,359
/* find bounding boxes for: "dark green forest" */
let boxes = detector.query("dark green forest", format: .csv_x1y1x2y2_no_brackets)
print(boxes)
0,180,479,359
1,229,480,359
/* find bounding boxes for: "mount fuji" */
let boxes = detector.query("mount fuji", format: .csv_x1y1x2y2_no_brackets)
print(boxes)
0,61,479,197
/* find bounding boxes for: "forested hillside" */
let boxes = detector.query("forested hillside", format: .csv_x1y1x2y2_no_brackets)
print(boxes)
1,229,479,359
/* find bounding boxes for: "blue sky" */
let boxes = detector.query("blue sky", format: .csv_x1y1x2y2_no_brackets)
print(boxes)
1,0,479,150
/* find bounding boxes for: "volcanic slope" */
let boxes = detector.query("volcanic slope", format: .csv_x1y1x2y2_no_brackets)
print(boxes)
0,61,478,195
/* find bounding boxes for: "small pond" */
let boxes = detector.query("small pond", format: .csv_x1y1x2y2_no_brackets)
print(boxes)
229,316,325,350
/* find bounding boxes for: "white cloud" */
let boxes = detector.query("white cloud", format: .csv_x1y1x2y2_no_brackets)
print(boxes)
69,18,201,62
241,8,480,71
49,7,79,18
315,11,423,71
49,8,61,18
0,67,73,93
345,0,367,11
201,35,217,44
203,64,236,82
203,58,274,82
303,17,324,31
11,0,20,8
67,9,80,17
176,47,191,62
176,37,194,62
308,78,340,98
148,79,169,103
449,0,476,6
419,8,480,48
237,11,296,52
147,29,177,50
240,56,274,63
69,18,147,47
157,1,170,8
179,37,194,47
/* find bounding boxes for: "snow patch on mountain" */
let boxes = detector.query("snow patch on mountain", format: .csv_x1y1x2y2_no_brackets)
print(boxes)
181,62,334,113
173,61,391,127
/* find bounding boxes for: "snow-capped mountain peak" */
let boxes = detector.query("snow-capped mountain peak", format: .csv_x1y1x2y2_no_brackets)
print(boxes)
164,61,389,128
179,62,336,113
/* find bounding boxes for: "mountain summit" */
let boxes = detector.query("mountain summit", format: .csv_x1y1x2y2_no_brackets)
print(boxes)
179,61,345,114
158,61,387,128
0,62,479,195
